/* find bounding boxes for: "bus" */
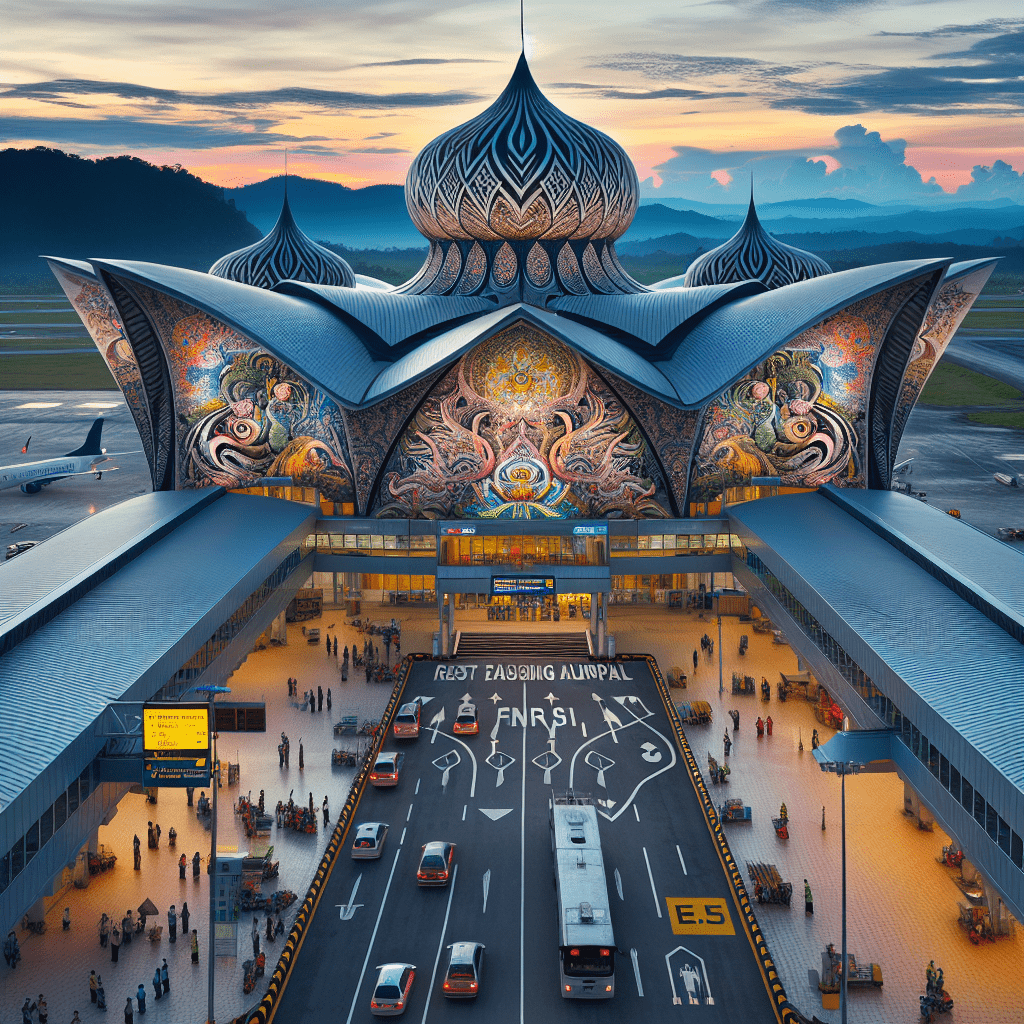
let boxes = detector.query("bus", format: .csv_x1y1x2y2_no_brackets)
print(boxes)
550,793,615,998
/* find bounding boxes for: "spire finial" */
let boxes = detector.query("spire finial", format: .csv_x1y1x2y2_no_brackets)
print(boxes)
520,0,525,54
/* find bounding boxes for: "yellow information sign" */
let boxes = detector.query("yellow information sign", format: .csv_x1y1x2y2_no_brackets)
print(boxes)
143,704,210,753
665,897,736,936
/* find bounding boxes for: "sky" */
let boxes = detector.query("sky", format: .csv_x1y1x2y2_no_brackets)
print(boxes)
2,0,1022,204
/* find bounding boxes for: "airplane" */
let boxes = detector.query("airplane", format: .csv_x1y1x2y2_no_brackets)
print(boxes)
0,418,140,493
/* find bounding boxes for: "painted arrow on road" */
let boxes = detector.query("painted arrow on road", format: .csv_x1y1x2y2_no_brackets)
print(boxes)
336,873,363,920
429,707,445,743
485,750,516,787
585,749,615,788
592,693,623,742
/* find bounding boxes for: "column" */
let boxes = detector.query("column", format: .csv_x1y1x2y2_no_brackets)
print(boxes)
596,593,606,658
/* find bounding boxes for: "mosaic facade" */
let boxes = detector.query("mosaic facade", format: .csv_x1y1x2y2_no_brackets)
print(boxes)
371,322,671,519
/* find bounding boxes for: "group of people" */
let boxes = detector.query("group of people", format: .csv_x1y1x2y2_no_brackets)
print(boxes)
755,715,774,737
18,993,46,1023
296,684,329,715
85,958,176,1018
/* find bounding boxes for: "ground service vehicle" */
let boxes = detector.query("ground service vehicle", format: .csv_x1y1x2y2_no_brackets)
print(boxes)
417,841,455,886
370,963,416,1016
393,702,421,738
441,941,485,998
453,703,479,735
369,752,404,787
352,822,390,859
550,794,615,999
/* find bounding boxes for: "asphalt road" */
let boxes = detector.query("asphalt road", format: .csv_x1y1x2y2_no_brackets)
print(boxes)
275,659,776,1024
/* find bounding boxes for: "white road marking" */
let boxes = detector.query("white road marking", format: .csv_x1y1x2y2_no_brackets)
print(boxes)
415,778,420,795
642,847,662,918
412,695,435,706
344,844,404,1024
337,873,363,920
479,808,513,820
406,803,413,822
489,691,502,703
544,691,558,704
486,750,516,787
640,741,663,763
665,946,715,1006
614,868,623,901
482,868,491,913
429,708,445,743
520,681,527,1024
400,827,406,845
634,804,641,821
630,948,645,997
445,730,479,798
420,864,459,1024
585,749,615,788
676,845,687,875
462,804,467,821
580,722,587,738
460,691,472,702
591,692,623,743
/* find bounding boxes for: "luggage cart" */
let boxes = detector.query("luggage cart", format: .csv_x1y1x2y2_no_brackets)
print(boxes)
746,862,792,905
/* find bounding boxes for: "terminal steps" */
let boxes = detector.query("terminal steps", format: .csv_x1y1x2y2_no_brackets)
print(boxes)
454,631,591,659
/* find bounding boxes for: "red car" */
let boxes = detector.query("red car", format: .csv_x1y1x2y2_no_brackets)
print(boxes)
416,841,455,886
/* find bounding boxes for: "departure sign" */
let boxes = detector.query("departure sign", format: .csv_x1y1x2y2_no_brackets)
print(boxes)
572,523,608,535
143,704,210,755
491,576,557,596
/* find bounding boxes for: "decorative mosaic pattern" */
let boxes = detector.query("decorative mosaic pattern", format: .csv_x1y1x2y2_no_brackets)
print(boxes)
685,197,832,290
526,242,552,287
455,242,488,295
691,284,917,499
556,243,588,296
491,242,518,289
120,285,355,501
52,266,155,470
582,243,613,292
435,243,463,293
372,321,670,519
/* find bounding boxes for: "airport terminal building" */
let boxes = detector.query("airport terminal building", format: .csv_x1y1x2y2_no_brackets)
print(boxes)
2,55,1020,945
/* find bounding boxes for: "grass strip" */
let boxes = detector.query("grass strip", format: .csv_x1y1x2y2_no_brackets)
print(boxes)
0,353,117,389
920,362,1023,407
966,411,1024,430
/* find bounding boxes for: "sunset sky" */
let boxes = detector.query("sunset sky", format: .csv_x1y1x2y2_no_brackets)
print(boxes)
2,0,1021,203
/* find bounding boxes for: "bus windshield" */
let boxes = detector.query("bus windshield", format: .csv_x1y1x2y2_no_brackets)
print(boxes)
562,946,614,977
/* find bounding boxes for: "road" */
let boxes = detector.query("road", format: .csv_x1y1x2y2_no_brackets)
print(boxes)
276,658,777,1024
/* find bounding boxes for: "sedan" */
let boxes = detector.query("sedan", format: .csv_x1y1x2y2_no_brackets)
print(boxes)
370,963,416,1016
416,841,455,886
369,752,404,787
452,703,478,736
393,701,421,739
442,941,485,998
351,822,389,859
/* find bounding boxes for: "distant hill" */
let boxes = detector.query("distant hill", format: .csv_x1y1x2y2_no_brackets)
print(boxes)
1,147,261,287
622,204,733,242
227,176,423,249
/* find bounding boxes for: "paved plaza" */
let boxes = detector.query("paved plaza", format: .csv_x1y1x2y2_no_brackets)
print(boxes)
1,601,1020,1024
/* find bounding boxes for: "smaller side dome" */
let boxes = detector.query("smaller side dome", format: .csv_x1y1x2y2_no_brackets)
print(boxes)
683,194,831,290
210,193,355,289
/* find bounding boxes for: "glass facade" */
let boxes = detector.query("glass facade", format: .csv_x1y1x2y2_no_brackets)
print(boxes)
746,550,1023,875
312,534,436,557
610,533,744,557
439,534,605,567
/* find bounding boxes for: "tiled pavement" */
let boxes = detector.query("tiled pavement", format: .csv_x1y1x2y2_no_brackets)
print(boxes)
2,601,1020,1024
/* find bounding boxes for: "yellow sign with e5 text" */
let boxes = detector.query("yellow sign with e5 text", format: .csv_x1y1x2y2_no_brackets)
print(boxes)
665,897,735,935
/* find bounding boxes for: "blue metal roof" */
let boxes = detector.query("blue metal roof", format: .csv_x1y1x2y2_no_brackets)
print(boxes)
660,259,952,407
0,491,315,808
729,490,1024,789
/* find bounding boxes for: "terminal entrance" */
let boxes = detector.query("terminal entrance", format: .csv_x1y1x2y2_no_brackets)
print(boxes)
468,591,591,623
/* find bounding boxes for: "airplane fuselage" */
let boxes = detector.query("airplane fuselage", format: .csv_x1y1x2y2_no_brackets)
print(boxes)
0,454,109,491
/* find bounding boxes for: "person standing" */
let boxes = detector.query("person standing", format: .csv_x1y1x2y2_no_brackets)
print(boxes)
310,688,315,715
190,930,199,965
63,907,71,931
96,975,107,1011
133,835,141,871
34,994,48,1024
325,632,330,652
766,715,773,736
265,911,274,943
167,905,176,943
326,688,332,712
804,879,814,915
99,913,110,948
332,636,337,657
192,851,201,879
124,996,134,1024
322,795,329,827
90,971,99,1004
21,997,33,1024
152,967,161,1002
258,790,265,814
251,916,260,958
178,853,187,880
723,731,731,758
136,983,147,1015
179,902,190,937
110,923,120,963
121,912,132,947
186,787,194,807
317,686,323,712
275,914,284,938
160,960,169,995
692,649,699,673
298,742,304,771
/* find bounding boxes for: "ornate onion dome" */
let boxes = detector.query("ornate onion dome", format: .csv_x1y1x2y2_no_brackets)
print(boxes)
683,194,832,290
210,192,355,289
399,54,644,299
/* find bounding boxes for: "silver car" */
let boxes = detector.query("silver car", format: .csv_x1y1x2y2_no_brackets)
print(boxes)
371,962,416,1016
442,941,485,998
351,822,389,860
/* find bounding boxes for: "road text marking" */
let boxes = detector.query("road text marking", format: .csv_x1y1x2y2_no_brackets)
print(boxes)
665,897,735,935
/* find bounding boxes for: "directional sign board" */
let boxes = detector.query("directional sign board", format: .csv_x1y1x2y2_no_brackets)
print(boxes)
143,703,210,755
491,576,556,596
143,756,211,787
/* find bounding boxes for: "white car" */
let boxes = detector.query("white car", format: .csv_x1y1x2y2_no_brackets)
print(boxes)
351,822,389,860
371,962,416,1016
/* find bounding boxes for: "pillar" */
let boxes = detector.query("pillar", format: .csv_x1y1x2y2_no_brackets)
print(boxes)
270,610,287,644
597,592,607,658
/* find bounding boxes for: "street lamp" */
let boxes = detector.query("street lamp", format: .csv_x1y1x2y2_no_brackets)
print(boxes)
195,684,231,1024
819,759,862,1024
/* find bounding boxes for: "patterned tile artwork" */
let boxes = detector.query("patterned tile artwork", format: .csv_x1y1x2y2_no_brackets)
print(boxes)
123,284,356,502
690,284,917,501
51,266,156,470
371,321,671,519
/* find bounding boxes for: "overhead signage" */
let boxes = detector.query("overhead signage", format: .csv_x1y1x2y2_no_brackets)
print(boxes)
572,524,608,536
444,526,477,535
491,575,556,596
143,756,212,788
143,704,210,755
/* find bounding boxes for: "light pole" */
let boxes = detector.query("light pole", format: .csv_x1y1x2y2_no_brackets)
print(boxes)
819,759,861,1024
195,684,231,1024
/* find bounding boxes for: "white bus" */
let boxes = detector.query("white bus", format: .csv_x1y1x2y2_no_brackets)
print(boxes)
550,793,615,999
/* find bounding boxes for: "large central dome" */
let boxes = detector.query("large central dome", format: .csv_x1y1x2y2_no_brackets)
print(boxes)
400,54,644,298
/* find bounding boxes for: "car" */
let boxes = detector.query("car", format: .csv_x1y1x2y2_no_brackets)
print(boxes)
351,822,390,859
370,963,416,1016
452,703,478,736
393,701,421,738
369,752,404,787
5,541,39,560
442,941,485,998
417,841,456,886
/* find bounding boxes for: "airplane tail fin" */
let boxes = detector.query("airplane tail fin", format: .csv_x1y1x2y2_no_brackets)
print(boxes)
21,437,31,454
65,418,104,457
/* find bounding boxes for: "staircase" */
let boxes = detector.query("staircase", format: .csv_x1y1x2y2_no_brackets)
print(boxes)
454,631,591,659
